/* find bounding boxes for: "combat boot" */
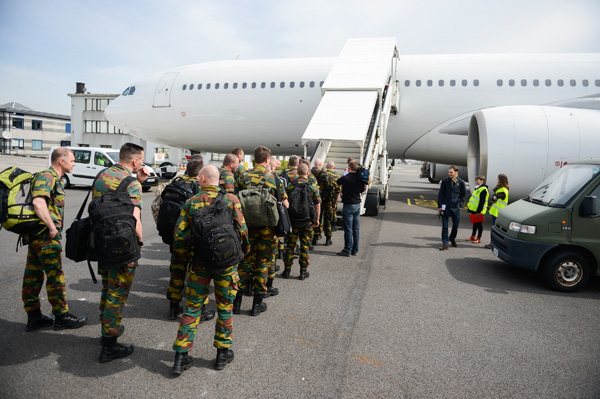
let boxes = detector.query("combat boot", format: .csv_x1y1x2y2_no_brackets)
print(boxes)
299,270,310,281
168,301,182,320
251,295,267,317
243,283,253,297
281,268,291,279
312,235,318,246
232,292,243,315
173,352,193,375
54,312,87,330
25,308,54,332
325,236,332,246
264,277,279,297
215,348,234,370
99,336,134,363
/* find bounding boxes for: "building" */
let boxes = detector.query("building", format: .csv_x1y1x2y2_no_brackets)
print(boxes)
68,82,190,165
0,102,71,157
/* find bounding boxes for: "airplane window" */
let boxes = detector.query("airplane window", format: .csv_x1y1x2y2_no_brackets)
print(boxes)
270,82,275,88
280,82,285,88
215,83,220,89
427,80,432,87
197,84,202,90
320,81,324,87
182,84,187,90
300,82,305,88
570,79,576,87
509,79,515,87
261,82,266,88
521,79,527,86
122,87,130,96
582,80,589,87
557,79,564,87
533,79,539,87
473,79,479,87
416,80,421,87
450,80,456,87
310,81,315,88
207,83,211,89
596,79,600,87
545,79,551,87
497,79,503,86
129,86,135,95
290,82,295,88
242,83,247,89
461,80,467,87
439,80,444,87
404,80,410,87
224,83,229,89
190,84,194,90
251,82,256,88
233,83,238,89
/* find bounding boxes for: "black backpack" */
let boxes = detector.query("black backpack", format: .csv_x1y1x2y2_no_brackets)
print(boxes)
288,182,316,229
88,176,140,269
157,177,199,245
191,191,244,272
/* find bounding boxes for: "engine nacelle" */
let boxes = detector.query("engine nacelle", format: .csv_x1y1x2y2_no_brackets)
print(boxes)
430,163,468,182
467,106,600,201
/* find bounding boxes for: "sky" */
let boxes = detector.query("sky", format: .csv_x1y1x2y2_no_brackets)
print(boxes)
1,0,599,116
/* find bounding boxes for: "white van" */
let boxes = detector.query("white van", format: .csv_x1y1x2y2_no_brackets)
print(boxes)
50,146,158,191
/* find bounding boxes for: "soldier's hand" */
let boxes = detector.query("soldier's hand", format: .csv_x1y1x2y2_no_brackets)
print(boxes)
48,226,58,238
312,220,320,228
137,166,150,182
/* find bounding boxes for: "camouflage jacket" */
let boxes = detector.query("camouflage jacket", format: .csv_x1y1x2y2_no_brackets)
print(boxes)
318,169,341,203
151,175,197,223
238,164,288,202
92,164,142,209
219,167,236,194
286,176,321,206
31,167,64,229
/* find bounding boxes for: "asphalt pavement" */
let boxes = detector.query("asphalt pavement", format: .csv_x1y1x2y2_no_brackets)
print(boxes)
0,154,599,399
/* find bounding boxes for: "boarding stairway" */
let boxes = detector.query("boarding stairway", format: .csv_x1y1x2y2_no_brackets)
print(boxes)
302,38,400,215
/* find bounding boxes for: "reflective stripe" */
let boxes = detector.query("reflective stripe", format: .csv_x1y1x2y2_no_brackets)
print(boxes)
467,186,488,214
489,187,509,217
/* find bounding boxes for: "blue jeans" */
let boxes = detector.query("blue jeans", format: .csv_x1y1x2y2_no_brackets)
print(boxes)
441,209,460,245
342,203,361,254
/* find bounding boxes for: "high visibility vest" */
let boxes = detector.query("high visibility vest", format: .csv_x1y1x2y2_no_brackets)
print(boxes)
467,186,489,214
489,187,509,217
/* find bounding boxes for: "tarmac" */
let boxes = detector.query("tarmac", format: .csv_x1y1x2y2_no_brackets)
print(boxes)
0,154,599,399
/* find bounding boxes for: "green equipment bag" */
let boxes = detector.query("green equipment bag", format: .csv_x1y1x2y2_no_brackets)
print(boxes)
0,167,47,236
238,172,279,228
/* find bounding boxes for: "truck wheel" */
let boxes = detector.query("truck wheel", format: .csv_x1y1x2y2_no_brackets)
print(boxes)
61,175,71,189
542,251,591,292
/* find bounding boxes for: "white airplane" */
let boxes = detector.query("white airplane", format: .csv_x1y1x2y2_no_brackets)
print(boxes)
105,50,600,200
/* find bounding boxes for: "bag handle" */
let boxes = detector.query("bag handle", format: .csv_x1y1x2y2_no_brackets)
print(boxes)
75,190,92,221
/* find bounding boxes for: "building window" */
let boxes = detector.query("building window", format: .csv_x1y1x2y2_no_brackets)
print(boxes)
65,123,71,133
85,99,94,110
32,140,43,151
60,140,71,146
108,123,121,134
32,120,42,131
85,120,96,133
11,139,24,150
12,118,24,129
96,99,108,111
497,79,503,86
97,121,108,134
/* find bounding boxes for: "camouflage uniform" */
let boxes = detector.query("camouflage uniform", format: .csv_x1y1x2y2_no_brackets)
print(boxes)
237,165,287,296
234,163,246,194
318,169,341,238
92,164,142,338
22,168,69,316
219,167,237,194
172,185,249,352
284,176,321,273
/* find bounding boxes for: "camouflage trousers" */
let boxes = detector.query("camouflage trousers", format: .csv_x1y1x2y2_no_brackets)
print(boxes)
320,203,337,237
99,262,136,337
166,250,209,307
23,232,68,315
284,227,311,271
173,266,239,352
267,238,282,279
238,227,274,296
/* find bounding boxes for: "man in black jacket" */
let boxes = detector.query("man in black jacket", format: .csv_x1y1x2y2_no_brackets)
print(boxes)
437,165,467,251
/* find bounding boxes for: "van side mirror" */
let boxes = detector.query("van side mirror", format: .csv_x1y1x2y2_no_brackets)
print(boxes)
580,196,598,217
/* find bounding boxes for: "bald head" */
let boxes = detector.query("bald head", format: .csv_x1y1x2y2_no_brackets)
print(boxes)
51,147,72,165
326,161,335,170
297,163,309,176
199,165,220,188
313,158,323,169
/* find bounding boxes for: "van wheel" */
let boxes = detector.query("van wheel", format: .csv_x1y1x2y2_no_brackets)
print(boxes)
61,175,71,189
542,251,591,292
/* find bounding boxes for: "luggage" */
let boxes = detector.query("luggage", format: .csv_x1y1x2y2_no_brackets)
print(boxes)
0,167,48,236
156,177,199,245
65,189,97,283
273,174,292,237
358,166,370,185
287,182,316,229
238,172,279,228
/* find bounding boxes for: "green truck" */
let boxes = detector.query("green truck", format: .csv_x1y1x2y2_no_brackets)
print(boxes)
491,159,600,292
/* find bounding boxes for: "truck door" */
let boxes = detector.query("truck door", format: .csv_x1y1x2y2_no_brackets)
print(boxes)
571,182,600,260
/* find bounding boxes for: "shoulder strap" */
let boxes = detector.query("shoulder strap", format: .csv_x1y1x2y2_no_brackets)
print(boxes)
75,189,92,220
274,173,282,203
116,176,136,194
258,172,273,190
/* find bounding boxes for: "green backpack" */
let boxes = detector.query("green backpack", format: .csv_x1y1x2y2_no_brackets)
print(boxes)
238,172,279,228
0,167,47,236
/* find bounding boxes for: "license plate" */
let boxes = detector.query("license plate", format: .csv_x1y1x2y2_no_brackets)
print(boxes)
146,177,156,183
493,247,499,257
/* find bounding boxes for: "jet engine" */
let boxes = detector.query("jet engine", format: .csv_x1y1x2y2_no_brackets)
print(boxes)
467,106,600,201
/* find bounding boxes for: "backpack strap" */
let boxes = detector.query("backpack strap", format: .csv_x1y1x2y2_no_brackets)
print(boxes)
115,176,136,194
75,189,92,220
274,173,283,204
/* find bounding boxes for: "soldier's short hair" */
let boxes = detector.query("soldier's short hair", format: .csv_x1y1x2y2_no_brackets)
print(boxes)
232,147,244,156
190,154,204,162
119,142,144,162
326,161,335,170
186,159,204,177
288,155,299,167
254,146,271,164
223,153,238,167
301,158,311,168
347,157,355,164
51,147,71,165
297,163,309,176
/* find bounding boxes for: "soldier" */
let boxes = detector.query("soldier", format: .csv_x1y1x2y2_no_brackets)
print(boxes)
92,142,148,363
281,155,299,184
23,147,88,332
311,158,323,182
300,159,320,250
232,147,246,192
171,165,250,374
282,163,321,280
315,161,341,246
219,153,239,194
233,146,288,316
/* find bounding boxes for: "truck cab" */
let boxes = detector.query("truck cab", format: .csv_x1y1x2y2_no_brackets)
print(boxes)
491,159,600,292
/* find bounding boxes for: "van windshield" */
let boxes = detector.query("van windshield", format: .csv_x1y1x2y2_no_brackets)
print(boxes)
106,152,120,163
528,163,600,207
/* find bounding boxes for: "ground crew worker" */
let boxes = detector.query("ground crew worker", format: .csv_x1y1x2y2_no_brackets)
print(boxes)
314,161,341,246
233,146,288,317
465,175,488,244
93,142,148,363
23,147,88,332
171,165,250,375
282,163,321,280
219,153,239,194
485,174,510,249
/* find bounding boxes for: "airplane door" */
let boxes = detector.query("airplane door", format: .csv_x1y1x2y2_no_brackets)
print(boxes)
153,72,179,108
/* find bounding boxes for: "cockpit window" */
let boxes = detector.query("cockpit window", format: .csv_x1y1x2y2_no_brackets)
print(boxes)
122,87,130,96
122,86,136,96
